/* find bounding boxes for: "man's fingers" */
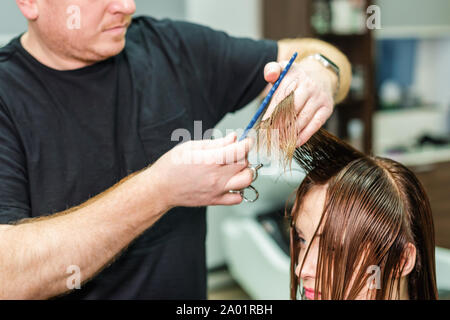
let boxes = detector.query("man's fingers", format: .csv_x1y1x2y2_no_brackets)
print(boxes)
294,78,316,109
296,107,332,147
292,84,310,114
264,62,282,83
201,132,237,150
214,192,243,206
295,95,322,134
202,137,253,165
187,132,237,152
219,137,254,165
261,76,299,121
223,168,254,191
262,74,301,122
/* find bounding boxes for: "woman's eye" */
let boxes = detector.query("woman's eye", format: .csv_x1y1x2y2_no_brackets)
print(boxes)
299,237,306,245
294,232,306,245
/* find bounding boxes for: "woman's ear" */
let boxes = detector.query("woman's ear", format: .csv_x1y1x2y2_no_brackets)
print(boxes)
16,0,39,20
400,242,417,277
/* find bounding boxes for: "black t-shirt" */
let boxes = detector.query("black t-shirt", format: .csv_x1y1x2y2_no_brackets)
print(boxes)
0,16,277,299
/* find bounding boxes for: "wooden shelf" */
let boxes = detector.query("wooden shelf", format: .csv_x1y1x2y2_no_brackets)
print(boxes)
411,161,450,249
319,32,369,39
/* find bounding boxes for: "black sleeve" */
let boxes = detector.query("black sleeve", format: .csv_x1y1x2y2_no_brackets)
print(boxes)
0,101,31,224
168,20,278,124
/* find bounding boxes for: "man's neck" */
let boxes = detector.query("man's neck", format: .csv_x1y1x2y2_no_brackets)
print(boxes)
20,30,92,71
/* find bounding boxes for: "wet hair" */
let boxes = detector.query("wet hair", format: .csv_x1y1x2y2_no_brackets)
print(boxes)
257,93,438,300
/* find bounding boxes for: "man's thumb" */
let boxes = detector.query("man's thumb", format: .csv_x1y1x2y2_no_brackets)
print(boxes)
264,62,282,83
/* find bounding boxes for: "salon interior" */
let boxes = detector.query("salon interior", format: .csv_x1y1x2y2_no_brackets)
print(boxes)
1,0,449,300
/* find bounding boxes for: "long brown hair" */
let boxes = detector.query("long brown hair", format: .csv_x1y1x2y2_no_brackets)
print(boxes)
257,93,438,300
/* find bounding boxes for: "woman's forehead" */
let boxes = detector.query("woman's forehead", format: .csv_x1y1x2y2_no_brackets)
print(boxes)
295,184,327,235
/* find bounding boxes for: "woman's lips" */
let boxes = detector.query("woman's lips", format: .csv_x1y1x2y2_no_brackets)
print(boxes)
304,288,321,300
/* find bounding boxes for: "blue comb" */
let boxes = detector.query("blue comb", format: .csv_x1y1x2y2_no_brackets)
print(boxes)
238,52,298,141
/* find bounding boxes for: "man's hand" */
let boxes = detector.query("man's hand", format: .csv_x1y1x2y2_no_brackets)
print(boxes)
262,58,338,147
150,132,255,208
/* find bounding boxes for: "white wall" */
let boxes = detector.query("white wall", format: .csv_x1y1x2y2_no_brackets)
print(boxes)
186,0,262,39
135,0,186,20
375,0,450,38
0,1,26,45
376,0,450,28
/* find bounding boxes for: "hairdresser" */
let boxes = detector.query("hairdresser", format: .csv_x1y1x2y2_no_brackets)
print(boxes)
0,1,351,299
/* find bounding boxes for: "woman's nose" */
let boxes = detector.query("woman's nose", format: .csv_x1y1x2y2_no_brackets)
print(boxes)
300,255,316,280
297,247,318,280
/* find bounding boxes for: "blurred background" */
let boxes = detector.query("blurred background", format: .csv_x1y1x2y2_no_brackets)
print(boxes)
1,0,449,299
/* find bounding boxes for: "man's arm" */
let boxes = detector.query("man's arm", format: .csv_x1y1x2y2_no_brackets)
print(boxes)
0,166,167,299
0,133,253,299
277,38,352,104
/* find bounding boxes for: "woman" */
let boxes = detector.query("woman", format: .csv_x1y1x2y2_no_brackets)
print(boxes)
257,93,438,300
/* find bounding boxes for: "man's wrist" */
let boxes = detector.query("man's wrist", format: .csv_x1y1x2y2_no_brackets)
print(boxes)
134,166,172,218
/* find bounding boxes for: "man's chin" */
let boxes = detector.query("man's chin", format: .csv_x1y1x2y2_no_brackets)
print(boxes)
92,40,126,61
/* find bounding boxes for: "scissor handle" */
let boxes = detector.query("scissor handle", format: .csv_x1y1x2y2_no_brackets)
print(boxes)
230,185,259,203
250,164,263,182
229,164,263,203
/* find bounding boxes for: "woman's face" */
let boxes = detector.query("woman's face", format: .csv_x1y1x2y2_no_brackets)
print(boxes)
293,185,377,300
293,184,327,300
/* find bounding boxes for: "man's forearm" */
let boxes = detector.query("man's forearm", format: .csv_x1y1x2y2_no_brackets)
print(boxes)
277,38,352,104
0,166,168,299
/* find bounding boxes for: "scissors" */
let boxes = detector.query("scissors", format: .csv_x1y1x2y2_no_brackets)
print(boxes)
229,164,264,202
229,52,298,203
